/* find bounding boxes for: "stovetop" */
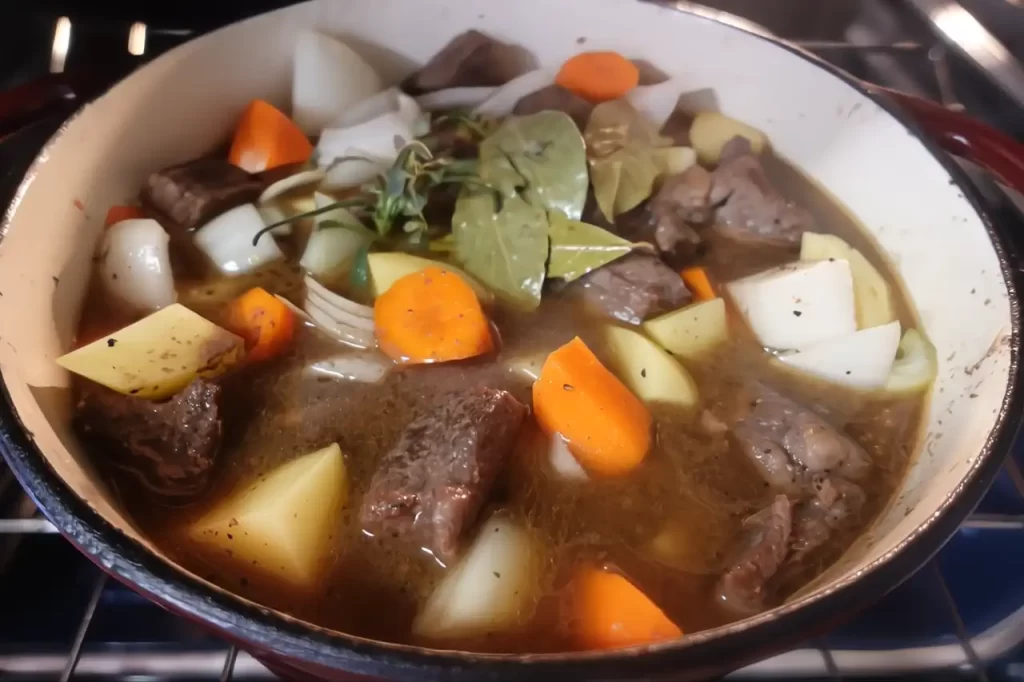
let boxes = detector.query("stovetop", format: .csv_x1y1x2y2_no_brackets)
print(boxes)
3,1,1024,680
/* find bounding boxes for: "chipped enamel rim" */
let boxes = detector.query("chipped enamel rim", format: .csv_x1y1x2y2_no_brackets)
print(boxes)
0,2,1020,681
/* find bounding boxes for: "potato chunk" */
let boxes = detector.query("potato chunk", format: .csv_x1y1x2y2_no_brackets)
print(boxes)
57,303,244,399
689,111,768,165
599,325,699,412
189,443,348,588
643,297,728,361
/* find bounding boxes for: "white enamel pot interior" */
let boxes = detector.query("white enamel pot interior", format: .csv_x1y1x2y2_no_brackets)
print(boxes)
0,1,1020,680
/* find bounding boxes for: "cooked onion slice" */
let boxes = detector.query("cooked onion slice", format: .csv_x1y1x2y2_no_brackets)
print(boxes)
884,328,937,395
304,275,373,320
417,87,497,112
99,218,176,313
194,204,284,276
304,297,376,349
308,353,390,384
473,68,557,117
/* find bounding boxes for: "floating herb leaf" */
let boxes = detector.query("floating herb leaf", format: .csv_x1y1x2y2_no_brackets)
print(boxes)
453,188,548,310
585,99,677,222
479,111,588,220
547,213,634,282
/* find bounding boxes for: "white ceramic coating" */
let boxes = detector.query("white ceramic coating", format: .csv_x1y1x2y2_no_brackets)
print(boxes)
0,0,1014,661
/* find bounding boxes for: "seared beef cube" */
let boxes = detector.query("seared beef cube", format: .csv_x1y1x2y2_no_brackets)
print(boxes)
573,252,692,324
653,165,714,227
401,30,531,94
788,475,865,562
718,495,792,613
75,378,222,497
513,85,595,130
731,382,871,493
710,137,814,248
143,158,262,232
359,387,527,560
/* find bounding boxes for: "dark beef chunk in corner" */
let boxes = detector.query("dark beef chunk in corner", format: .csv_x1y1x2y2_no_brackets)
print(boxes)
359,387,527,561
718,495,792,614
401,30,532,95
142,158,262,233
513,85,595,130
572,252,692,325
75,378,222,497
788,475,866,563
710,136,814,249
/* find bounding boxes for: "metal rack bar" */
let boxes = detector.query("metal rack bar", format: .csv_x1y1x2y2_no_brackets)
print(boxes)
60,573,107,682
934,563,989,682
220,646,238,682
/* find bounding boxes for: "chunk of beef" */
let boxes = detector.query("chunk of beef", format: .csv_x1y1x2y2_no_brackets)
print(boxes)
789,476,865,562
359,387,527,561
142,158,262,233
401,31,531,95
572,252,692,325
513,85,594,130
718,495,792,613
75,378,222,497
731,382,871,493
653,165,714,227
710,137,814,248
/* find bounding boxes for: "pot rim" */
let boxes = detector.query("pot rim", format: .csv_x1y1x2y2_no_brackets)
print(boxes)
0,3,1020,680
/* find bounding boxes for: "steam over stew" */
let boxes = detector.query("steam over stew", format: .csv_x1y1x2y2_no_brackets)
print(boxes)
60,31,935,652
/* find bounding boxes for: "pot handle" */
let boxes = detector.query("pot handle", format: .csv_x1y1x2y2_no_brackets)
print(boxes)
879,86,1024,196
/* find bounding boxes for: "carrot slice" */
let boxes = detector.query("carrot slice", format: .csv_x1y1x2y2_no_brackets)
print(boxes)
228,99,314,174
532,337,651,477
374,266,493,364
569,566,683,650
681,267,715,301
555,52,640,103
104,205,145,227
223,287,297,363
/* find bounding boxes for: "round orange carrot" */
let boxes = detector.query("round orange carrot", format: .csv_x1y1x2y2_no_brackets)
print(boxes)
569,566,682,651
229,99,314,174
532,337,651,477
555,51,640,103
374,266,493,364
224,286,297,363
104,205,145,227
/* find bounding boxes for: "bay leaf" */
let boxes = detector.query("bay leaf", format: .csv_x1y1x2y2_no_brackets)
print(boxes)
547,214,633,282
478,110,588,219
585,99,677,222
452,188,548,310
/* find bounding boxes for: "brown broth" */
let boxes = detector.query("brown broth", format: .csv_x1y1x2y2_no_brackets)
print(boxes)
76,150,925,652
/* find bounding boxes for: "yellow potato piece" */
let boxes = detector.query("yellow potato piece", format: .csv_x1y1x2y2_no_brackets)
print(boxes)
643,298,728,362
799,232,895,329
367,252,492,303
689,111,768,165
189,443,348,588
56,303,244,399
598,325,699,412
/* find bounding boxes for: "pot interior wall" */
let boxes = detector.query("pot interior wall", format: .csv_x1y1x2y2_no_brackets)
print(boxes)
0,0,1012,650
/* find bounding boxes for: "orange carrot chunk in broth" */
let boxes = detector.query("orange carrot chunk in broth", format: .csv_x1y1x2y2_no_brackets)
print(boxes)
104,205,145,227
374,266,493,364
681,267,715,301
228,99,314,174
570,566,683,651
223,287,297,363
532,337,652,477
555,51,640,103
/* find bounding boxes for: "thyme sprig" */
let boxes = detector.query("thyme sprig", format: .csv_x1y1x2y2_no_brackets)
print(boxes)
251,140,482,247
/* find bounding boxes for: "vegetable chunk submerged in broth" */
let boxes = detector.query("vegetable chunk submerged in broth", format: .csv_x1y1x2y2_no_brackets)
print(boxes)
60,30,933,653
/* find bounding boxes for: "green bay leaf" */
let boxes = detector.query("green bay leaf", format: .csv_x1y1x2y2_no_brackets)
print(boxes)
585,100,677,223
452,189,548,310
547,214,634,282
479,111,588,220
